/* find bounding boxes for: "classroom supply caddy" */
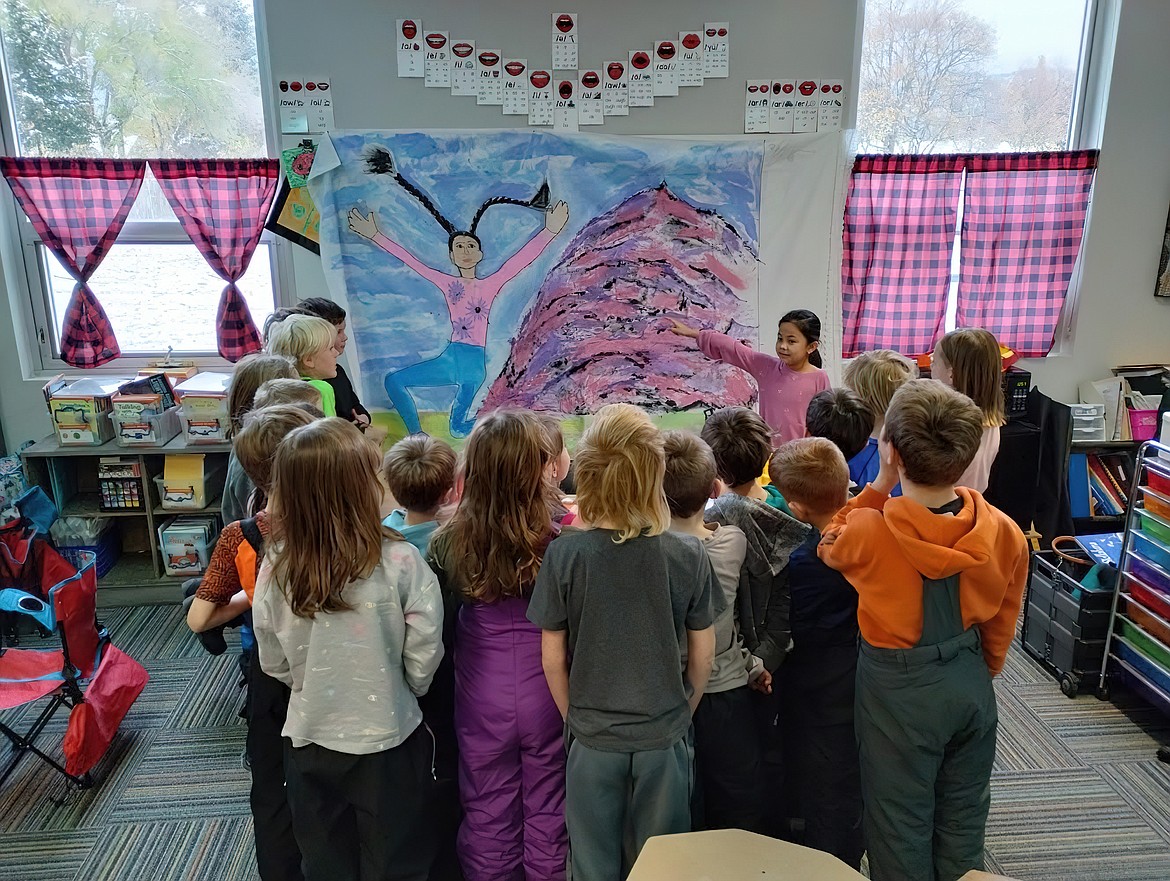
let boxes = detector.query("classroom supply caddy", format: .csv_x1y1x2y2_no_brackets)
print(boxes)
1095,440,1170,717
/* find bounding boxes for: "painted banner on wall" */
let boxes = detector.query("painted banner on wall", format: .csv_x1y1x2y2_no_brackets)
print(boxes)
310,130,763,437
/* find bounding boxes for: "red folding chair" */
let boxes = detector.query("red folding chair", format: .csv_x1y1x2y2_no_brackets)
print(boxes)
0,548,148,789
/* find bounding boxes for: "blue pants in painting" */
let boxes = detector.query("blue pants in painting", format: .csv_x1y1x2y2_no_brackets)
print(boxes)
384,341,487,437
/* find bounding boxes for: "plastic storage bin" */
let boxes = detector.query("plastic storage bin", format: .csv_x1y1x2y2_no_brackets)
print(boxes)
54,521,119,578
179,413,230,444
109,408,181,447
153,463,226,510
1129,409,1159,442
1131,531,1170,571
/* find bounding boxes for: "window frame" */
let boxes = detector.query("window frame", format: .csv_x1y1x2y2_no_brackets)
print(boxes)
849,0,1116,359
0,0,293,378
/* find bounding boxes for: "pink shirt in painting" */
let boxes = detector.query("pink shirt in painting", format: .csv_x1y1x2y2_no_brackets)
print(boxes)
698,330,831,444
371,229,558,348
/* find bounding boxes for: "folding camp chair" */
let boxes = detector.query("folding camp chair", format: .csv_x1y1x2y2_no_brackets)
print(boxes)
0,548,147,789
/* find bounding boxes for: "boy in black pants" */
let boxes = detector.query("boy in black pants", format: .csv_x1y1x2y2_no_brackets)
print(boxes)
770,438,863,868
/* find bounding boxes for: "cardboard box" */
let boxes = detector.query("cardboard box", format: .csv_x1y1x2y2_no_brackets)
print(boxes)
44,377,127,445
627,830,866,881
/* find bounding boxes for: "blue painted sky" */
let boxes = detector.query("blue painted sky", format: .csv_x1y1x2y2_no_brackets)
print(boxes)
312,130,762,409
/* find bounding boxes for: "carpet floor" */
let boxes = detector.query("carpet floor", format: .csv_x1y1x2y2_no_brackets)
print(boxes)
1,603,1168,881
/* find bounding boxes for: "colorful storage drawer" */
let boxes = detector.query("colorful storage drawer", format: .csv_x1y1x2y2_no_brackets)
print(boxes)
1127,602,1170,647
1129,577,1170,620
1113,636,1170,695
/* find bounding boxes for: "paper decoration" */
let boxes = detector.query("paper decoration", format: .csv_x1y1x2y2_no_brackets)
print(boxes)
578,69,604,125
653,41,679,96
703,23,729,78
477,49,504,105
818,79,845,131
602,60,629,116
552,12,579,69
628,50,654,107
450,40,477,96
678,31,704,88
793,79,819,132
396,19,424,78
554,76,579,131
424,31,451,88
744,80,769,133
267,142,320,254
503,59,530,115
529,69,554,126
769,79,795,133
277,79,309,133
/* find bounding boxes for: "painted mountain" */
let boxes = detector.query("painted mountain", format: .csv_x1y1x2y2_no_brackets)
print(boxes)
483,184,759,414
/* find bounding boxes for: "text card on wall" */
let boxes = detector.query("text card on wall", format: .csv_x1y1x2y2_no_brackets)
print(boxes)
529,69,554,125
553,76,579,131
769,79,795,133
578,68,604,124
423,31,450,88
793,78,819,132
477,49,503,105
818,79,845,131
396,19,424,77
305,78,334,132
678,31,705,87
602,59,629,116
503,59,530,115
277,79,309,133
628,50,654,106
552,13,578,69
745,80,769,133
653,40,679,96
451,40,477,96
703,22,729,78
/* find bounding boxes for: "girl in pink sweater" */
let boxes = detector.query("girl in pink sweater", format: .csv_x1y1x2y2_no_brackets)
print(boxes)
672,309,830,444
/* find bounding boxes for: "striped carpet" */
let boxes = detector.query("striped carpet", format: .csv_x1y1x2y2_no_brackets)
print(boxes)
2,604,1169,881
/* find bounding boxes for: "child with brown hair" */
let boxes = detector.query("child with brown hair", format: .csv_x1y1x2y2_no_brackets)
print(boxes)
223,354,299,525
382,434,457,555
528,403,720,879
253,377,324,411
769,438,863,868
931,328,1006,492
819,379,1028,881
842,349,917,494
185,403,318,881
254,418,444,881
264,313,341,418
663,429,766,833
428,410,567,881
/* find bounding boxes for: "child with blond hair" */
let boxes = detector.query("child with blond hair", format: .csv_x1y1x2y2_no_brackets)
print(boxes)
265,313,341,417
528,403,720,879
842,349,917,494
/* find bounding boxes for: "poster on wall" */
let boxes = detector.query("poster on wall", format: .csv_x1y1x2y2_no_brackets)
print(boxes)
451,40,477,96
793,79,820,132
678,31,705,87
818,79,845,131
628,50,655,107
578,69,604,125
477,49,504,105
653,41,680,96
396,19,424,77
308,131,764,440
703,22,729,78
529,69,555,126
769,80,795,133
267,141,321,253
552,12,579,69
553,77,579,131
305,78,334,132
602,60,629,116
502,59,530,115
277,79,309,134
745,81,769,133
423,31,451,88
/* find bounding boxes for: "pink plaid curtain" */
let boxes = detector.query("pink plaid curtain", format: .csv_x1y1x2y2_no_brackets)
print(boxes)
150,159,280,362
841,155,965,357
0,158,145,368
957,151,1098,357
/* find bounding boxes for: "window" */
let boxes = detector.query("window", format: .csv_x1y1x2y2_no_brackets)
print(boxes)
0,0,276,367
857,0,1092,154
849,0,1104,355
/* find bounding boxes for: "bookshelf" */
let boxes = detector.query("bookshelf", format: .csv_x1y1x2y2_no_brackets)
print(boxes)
21,433,229,607
1070,440,1141,534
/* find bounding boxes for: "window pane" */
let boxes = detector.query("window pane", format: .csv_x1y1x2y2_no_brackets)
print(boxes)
857,0,1090,153
43,244,275,355
0,0,265,159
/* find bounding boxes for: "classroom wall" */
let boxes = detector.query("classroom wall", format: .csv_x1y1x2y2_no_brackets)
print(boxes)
1,0,1168,450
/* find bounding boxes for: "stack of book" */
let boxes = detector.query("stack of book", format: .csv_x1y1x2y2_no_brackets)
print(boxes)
1069,450,1133,518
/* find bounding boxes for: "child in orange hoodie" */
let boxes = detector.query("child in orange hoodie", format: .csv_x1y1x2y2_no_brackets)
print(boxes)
818,379,1028,881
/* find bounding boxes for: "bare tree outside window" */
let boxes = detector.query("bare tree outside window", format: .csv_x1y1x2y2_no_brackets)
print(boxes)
857,0,1088,153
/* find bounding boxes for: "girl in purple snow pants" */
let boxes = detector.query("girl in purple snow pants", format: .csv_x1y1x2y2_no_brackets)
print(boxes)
428,409,569,881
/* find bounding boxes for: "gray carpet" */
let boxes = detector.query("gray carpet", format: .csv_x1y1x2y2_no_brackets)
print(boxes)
1,603,1169,881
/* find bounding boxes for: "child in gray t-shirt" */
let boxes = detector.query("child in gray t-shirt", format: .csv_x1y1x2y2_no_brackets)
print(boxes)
528,404,720,880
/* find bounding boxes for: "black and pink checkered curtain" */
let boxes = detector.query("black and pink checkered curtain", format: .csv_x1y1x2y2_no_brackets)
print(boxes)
0,158,145,368
957,151,1098,357
841,155,965,358
150,159,280,362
